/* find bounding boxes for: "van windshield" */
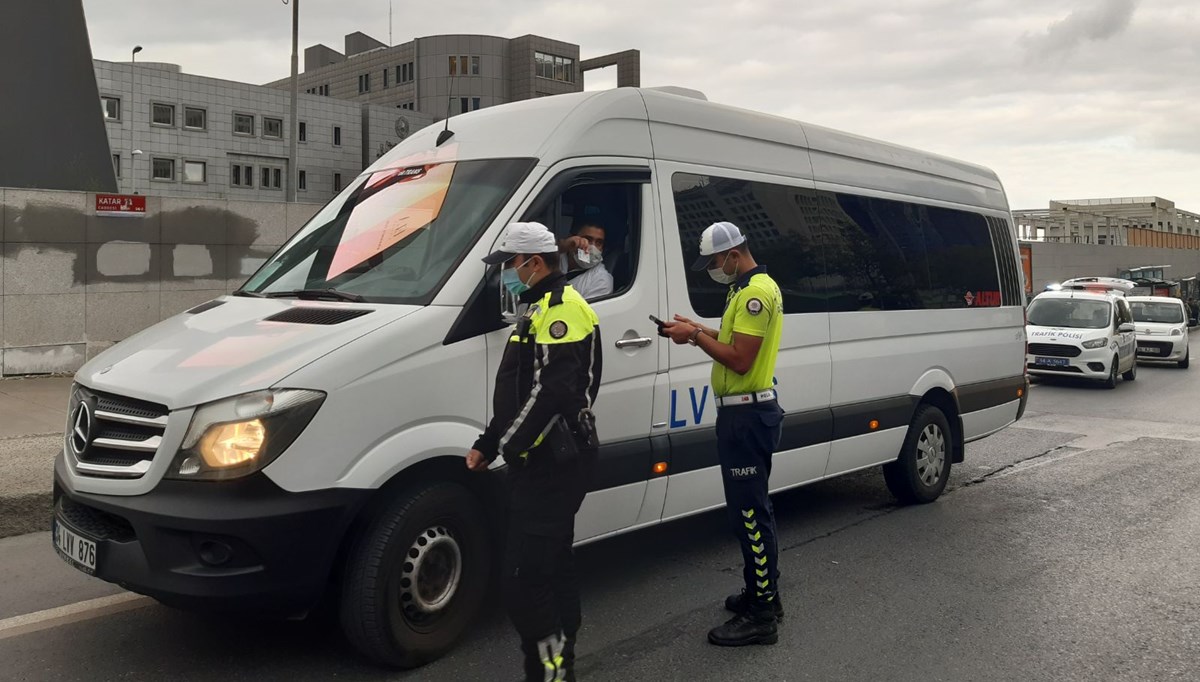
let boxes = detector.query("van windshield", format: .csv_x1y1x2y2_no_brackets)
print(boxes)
242,158,535,304
1027,298,1112,329
1131,301,1184,324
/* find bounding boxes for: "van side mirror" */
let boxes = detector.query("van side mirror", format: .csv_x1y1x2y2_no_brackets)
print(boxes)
1117,323,1135,333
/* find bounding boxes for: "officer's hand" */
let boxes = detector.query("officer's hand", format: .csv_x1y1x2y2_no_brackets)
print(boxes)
465,449,489,472
661,321,696,345
673,314,699,328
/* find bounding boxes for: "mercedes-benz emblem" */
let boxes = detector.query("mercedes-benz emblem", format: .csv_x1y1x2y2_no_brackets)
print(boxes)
70,402,93,455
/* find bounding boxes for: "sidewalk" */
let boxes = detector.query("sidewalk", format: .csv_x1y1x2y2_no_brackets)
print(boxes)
0,376,72,538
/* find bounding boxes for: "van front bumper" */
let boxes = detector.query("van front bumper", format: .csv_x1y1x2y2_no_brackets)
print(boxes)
53,452,368,616
1026,345,1116,380
1134,335,1187,361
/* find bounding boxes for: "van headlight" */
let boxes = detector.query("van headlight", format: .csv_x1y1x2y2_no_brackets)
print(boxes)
1172,328,1184,337
166,389,325,481
1081,338,1108,349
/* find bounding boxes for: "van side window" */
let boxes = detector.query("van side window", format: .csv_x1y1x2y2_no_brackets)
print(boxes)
671,173,825,317
670,171,1006,315
523,181,642,301
1116,299,1133,326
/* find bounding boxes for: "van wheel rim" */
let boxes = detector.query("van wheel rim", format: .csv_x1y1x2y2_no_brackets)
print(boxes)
399,526,462,620
915,424,946,486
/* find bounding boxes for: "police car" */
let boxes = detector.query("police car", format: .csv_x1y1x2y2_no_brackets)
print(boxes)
1129,295,1191,368
1025,278,1138,388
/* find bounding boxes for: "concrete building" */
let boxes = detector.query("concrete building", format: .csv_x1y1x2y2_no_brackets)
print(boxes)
264,32,640,117
95,60,436,201
1014,197,1200,245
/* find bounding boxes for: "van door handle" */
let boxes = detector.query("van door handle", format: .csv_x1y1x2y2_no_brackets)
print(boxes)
615,337,654,349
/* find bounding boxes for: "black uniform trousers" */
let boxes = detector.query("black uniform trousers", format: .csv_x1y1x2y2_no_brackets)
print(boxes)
503,448,593,681
715,400,784,609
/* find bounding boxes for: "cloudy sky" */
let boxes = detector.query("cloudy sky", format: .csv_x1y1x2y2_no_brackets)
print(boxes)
82,0,1197,210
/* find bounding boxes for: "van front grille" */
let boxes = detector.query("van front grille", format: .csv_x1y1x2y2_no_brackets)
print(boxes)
68,386,169,479
1028,343,1082,358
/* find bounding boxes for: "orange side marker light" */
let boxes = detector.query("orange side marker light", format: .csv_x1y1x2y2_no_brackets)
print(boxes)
652,461,669,475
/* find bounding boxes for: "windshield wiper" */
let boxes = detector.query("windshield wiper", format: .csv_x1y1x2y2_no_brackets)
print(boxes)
265,288,367,303
232,290,265,298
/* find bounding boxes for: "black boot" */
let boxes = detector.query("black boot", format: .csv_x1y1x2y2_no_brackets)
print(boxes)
707,609,778,647
725,589,784,621
521,633,571,681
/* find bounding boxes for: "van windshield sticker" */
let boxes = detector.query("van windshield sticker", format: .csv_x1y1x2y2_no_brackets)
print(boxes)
327,162,455,279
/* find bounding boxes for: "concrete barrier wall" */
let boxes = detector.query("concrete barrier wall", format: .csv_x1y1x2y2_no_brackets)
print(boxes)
1026,240,1200,291
0,188,321,376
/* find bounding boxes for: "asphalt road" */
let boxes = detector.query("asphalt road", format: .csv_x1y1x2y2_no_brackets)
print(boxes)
2,355,1198,681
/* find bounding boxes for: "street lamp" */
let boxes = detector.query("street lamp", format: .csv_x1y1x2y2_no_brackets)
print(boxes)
130,46,143,195
131,150,144,195
284,0,299,202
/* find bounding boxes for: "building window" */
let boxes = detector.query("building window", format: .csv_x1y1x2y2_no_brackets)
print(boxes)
460,97,469,114
182,160,206,184
234,113,254,135
383,68,389,88
535,52,576,83
322,84,329,96
299,121,307,142
264,117,283,139
448,56,457,76
471,56,480,75
274,168,282,188
184,106,207,130
151,102,175,126
396,65,402,83
298,170,307,191
358,73,371,93
261,167,271,188
334,172,342,192
333,126,342,146
101,96,120,121
472,97,481,111
112,154,120,177
151,157,175,181
232,164,254,188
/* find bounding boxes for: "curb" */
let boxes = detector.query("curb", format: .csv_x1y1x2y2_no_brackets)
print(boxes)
0,492,52,539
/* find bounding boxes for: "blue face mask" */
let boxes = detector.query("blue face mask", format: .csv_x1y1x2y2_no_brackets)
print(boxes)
501,261,534,296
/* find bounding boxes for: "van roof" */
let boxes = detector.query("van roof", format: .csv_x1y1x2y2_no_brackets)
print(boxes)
1128,295,1184,304
373,88,1009,212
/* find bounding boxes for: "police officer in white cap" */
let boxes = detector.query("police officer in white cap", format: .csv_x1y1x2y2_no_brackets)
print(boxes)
466,221,603,681
662,221,785,647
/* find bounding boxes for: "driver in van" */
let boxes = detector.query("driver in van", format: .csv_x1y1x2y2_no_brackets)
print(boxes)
466,221,603,682
558,222,614,300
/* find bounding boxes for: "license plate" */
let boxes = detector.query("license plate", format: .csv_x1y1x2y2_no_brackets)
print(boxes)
1034,357,1070,367
53,518,97,574
1138,346,1160,355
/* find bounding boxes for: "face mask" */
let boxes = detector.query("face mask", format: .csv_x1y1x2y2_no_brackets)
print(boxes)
501,260,535,296
707,254,738,285
575,245,602,270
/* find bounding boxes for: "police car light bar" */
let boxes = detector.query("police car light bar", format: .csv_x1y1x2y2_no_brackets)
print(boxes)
1060,277,1137,295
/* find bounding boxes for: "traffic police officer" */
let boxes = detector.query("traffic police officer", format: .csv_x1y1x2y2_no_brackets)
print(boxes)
662,221,785,647
466,222,603,681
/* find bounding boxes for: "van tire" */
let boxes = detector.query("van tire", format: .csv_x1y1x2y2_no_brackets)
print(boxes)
1122,357,1137,381
1180,352,1190,369
339,481,491,669
1103,357,1119,389
883,405,952,505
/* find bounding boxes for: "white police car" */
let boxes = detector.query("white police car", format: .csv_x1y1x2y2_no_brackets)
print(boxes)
1025,278,1138,388
1129,295,1191,368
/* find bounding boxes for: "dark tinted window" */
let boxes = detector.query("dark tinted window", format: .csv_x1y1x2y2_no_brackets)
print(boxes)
672,173,825,317
671,172,1004,316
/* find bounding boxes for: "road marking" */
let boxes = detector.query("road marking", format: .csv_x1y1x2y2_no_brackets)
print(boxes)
0,593,153,641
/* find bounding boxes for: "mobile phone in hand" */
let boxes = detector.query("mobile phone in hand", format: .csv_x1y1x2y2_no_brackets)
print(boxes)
649,314,669,337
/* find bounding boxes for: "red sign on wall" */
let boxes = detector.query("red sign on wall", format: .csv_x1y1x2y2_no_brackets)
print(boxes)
95,194,146,217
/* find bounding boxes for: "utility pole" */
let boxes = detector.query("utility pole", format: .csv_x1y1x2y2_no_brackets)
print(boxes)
389,0,393,45
286,0,299,202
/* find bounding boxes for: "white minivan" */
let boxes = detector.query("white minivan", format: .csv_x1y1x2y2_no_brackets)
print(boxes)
1025,280,1138,388
1129,295,1191,368
52,88,1028,668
